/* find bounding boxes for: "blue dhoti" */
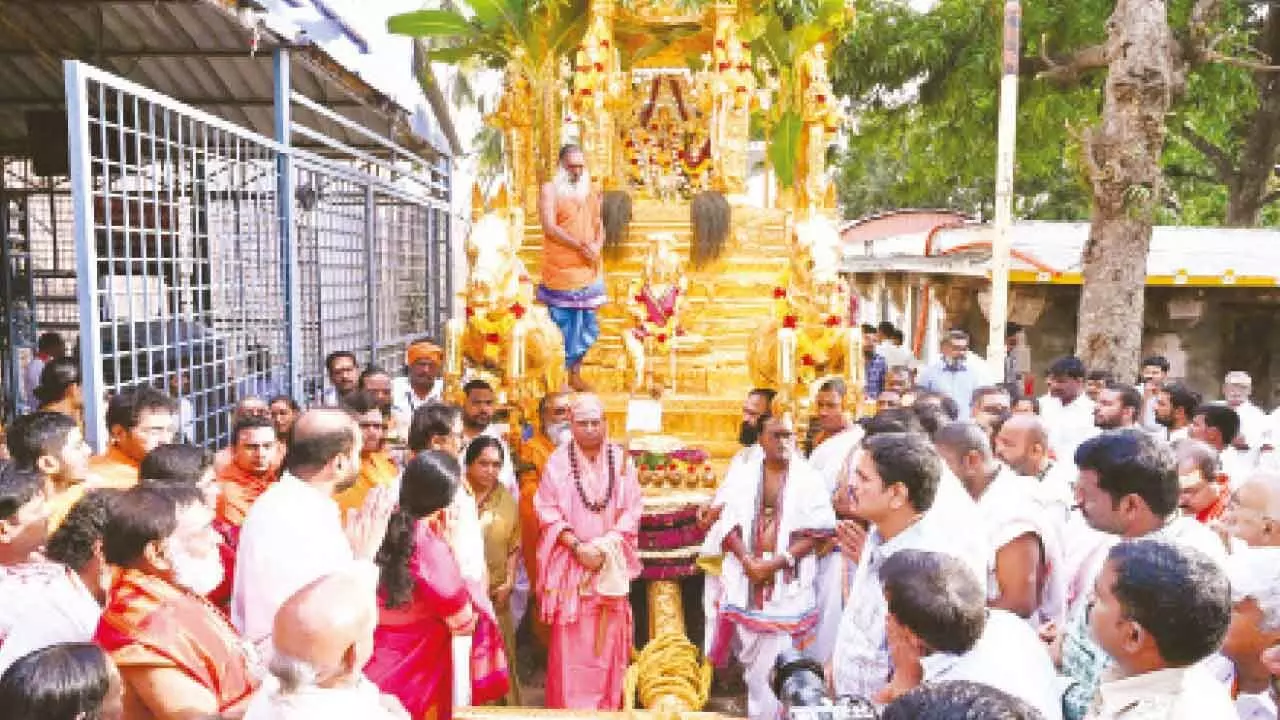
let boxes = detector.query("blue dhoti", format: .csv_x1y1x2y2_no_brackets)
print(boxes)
537,281,606,368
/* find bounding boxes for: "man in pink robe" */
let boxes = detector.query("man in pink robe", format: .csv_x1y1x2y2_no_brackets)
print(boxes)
534,393,643,710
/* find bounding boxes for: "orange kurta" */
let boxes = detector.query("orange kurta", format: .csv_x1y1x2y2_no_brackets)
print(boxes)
540,191,602,292
518,434,556,585
88,446,141,490
216,464,279,528
335,451,399,520
518,433,556,647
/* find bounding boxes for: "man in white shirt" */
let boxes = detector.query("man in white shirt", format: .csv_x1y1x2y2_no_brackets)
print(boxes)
389,339,443,437
1086,539,1235,719
1138,356,1170,436
1039,356,1098,463
1224,371,1270,451
1093,383,1142,432
877,549,1062,719
320,351,360,407
807,377,865,493
831,432,988,701
245,571,408,720
994,414,1078,512
232,409,394,654
1193,404,1256,489
1052,430,1228,720
876,324,918,375
1220,547,1280,719
22,332,65,411
459,380,517,495
935,421,1064,625
1156,382,1201,444
0,469,104,675
804,378,864,664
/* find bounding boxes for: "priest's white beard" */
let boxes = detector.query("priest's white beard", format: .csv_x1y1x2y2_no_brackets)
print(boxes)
169,541,225,596
547,421,572,446
554,168,591,201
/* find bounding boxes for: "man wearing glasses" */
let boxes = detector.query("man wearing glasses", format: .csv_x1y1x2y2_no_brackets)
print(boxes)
88,385,178,489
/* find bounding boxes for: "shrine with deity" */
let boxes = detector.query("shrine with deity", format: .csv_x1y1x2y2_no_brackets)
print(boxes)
400,0,860,713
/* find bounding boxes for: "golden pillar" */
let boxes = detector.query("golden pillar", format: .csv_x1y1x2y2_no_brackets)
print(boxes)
573,0,622,189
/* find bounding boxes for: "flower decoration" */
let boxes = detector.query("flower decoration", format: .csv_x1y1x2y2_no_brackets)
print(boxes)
782,315,798,329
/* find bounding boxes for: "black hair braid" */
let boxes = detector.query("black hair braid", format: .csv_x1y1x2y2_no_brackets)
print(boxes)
376,507,417,609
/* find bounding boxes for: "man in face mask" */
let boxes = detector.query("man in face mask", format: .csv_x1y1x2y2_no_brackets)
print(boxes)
517,392,573,650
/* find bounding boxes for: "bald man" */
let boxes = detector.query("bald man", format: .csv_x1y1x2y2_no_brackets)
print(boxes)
232,409,395,655
1221,472,1280,549
994,413,1110,611
994,414,1075,512
244,572,407,719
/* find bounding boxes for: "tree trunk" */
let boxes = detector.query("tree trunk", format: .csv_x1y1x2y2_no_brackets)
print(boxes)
1077,0,1178,380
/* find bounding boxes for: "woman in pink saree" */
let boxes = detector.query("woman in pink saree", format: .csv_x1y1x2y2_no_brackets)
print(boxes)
365,451,510,719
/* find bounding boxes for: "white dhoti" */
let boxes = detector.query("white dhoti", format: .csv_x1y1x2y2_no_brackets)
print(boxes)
804,428,863,665
735,627,794,720
700,455,836,719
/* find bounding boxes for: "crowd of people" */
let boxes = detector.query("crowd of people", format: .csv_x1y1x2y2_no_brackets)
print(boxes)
695,325,1280,719
3,322,1280,720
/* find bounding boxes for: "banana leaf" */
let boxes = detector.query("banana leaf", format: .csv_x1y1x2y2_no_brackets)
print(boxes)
768,109,803,189
387,9,475,37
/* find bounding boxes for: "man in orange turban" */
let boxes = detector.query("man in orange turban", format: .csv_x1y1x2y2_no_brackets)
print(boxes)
391,338,444,436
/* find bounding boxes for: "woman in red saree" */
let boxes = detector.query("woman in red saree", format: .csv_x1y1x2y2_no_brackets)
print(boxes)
365,451,510,720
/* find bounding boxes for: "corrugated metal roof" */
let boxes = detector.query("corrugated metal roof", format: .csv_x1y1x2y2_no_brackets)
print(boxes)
0,0,447,162
845,221,1280,287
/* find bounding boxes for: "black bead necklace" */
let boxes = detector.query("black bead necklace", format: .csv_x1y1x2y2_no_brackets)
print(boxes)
570,443,616,513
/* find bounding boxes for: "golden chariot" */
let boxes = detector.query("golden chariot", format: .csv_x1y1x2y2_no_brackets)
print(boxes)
424,0,867,715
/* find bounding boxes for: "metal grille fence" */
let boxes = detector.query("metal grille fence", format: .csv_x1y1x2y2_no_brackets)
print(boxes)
64,60,455,449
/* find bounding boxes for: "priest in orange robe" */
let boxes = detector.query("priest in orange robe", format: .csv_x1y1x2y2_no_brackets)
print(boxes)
96,484,258,717
537,144,605,392
517,391,572,646
88,386,178,490
216,416,281,528
336,391,400,519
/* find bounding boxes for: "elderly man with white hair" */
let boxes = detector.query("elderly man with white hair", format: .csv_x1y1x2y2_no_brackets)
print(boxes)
534,393,643,710
537,145,605,392
1219,547,1280,719
244,571,407,719
1221,473,1280,550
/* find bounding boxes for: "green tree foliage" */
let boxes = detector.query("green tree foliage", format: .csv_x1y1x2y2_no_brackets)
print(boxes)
831,0,1280,226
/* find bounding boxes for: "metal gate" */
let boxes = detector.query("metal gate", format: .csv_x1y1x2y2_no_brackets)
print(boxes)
64,59,455,449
